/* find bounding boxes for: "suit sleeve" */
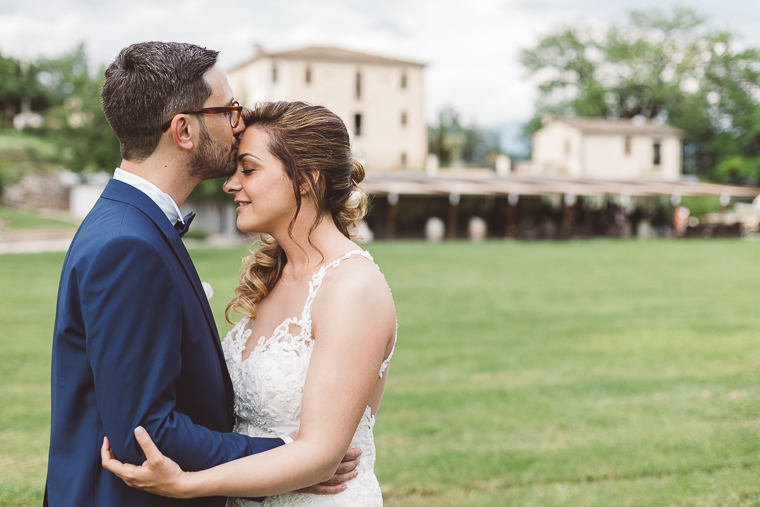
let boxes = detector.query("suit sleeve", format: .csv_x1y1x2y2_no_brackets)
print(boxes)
82,235,284,471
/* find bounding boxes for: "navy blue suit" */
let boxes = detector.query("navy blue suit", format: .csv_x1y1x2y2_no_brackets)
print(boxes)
45,179,283,507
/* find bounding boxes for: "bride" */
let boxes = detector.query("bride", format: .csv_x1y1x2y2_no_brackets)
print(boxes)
102,101,397,506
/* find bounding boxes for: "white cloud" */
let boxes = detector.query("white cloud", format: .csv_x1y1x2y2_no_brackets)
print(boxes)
1,0,759,127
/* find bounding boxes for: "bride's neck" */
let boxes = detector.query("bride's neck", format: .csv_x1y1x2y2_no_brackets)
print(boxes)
275,213,349,280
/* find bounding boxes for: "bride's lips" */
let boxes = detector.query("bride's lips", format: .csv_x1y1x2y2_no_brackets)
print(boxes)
235,201,251,212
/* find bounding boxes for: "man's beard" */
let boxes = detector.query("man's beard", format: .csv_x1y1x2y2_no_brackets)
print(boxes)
188,119,239,181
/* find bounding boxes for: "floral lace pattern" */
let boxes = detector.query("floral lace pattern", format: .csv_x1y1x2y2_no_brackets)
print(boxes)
223,250,393,507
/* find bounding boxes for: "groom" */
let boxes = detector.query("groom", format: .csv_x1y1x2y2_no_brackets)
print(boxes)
45,42,357,507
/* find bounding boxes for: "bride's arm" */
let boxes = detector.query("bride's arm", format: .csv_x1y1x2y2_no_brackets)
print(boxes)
102,263,396,498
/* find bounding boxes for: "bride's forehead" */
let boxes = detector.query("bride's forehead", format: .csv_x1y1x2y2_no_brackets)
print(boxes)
241,126,268,144
239,127,272,154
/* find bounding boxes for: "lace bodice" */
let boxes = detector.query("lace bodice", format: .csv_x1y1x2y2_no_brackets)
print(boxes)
222,249,395,506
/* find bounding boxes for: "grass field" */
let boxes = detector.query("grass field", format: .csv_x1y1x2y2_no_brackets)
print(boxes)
0,132,60,194
1,240,760,506
0,206,78,230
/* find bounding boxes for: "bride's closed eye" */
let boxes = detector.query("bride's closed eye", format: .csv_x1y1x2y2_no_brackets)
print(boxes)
241,163,257,175
240,155,258,174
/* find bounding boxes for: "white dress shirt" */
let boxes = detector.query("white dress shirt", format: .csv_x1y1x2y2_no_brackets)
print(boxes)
112,168,184,226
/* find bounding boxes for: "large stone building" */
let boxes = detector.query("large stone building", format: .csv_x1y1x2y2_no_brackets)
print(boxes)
228,45,427,172
518,116,683,180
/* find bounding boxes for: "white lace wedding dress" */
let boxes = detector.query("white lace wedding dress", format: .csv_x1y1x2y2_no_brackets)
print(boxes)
222,250,395,507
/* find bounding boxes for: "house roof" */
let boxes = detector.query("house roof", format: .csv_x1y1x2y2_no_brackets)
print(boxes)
548,117,683,138
230,46,425,72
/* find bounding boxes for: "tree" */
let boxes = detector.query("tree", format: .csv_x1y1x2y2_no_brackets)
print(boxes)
520,7,760,183
35,45,122,173
428,106,501,167
0,53,24,128
0,52,50,128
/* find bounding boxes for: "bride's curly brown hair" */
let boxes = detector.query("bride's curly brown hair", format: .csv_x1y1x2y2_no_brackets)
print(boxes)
225,101,369,324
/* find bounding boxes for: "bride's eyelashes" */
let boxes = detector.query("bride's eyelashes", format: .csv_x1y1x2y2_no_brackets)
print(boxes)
241,163,257,174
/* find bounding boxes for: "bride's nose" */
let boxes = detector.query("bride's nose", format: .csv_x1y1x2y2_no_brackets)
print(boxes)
223,173,241,194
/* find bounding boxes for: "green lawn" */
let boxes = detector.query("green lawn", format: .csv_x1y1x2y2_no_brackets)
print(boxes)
0,132,60,194
0,206,78,230
2,240,760,506
0,132,57,155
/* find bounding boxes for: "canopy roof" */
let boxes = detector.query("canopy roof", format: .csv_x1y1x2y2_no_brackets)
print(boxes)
362,173,760,198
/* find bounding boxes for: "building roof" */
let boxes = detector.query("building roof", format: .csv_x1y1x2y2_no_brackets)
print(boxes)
230,46,425,72
362,173,759,198
547,117,683,138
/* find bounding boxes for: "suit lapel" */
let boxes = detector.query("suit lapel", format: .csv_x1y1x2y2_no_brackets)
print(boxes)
100,180,235,409
168,233,225,349
167,234,235,420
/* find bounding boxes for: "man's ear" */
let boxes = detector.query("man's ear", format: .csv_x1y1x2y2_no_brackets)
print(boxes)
169,115,194,151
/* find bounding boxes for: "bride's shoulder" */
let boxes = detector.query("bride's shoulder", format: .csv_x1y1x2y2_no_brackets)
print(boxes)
334,251,388,286
317,252,395,314
313,255,396,336
321,251,390,299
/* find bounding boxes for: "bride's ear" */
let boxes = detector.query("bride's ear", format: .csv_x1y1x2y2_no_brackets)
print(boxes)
299,169,320,195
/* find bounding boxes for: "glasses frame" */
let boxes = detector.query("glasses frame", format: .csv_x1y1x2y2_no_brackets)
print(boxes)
161,101,242,132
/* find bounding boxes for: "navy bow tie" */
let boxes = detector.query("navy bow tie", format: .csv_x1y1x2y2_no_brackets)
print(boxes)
174,212,196,238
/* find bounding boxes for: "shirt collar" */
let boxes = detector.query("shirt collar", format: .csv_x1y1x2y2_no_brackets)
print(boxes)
112,168,184,225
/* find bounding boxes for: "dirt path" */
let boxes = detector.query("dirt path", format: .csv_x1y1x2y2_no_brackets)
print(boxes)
0,228,77,254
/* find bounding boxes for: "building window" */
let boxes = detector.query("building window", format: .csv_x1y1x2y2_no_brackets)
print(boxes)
272,64,278,83
401,71,407,89
624,136,631,156
305,66,312,84
355,71,362,100
401,111,407,126
354,113,362,136
401,152,407,168
653,142,661,165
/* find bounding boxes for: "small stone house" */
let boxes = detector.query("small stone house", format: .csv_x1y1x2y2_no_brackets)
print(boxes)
518,116,683,180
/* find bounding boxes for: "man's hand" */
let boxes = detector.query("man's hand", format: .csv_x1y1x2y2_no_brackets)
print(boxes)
294,447,362,495
101,428,190,498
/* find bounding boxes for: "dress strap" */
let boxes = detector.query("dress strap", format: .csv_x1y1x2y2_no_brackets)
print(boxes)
379,321,397,378
297,248,396,378
300,249,373,325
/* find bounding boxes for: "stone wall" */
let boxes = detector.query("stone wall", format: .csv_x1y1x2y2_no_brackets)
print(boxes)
2,171,69,210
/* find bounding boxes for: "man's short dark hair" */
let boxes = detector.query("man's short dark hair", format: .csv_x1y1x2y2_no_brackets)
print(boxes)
101,42,219,161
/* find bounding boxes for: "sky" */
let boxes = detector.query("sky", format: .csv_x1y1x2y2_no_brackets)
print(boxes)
2,0,760,130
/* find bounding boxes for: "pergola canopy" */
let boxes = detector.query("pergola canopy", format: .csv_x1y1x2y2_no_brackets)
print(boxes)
362,173,760,199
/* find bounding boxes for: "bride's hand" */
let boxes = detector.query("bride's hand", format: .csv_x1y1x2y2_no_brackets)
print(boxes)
101,427,189,498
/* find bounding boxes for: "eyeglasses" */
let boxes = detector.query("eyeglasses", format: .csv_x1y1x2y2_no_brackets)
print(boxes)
161,101,242,132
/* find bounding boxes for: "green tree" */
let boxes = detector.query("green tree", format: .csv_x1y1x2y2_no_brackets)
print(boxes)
35,45,121,173
0,52,50,129
0,53,24,128
428,106,501,167
520,7,760,183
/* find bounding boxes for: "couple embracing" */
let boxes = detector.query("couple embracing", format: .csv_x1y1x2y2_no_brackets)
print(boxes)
44,41,397,507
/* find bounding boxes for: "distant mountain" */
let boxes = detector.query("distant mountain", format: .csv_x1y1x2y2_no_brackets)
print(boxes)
487,120,530,159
